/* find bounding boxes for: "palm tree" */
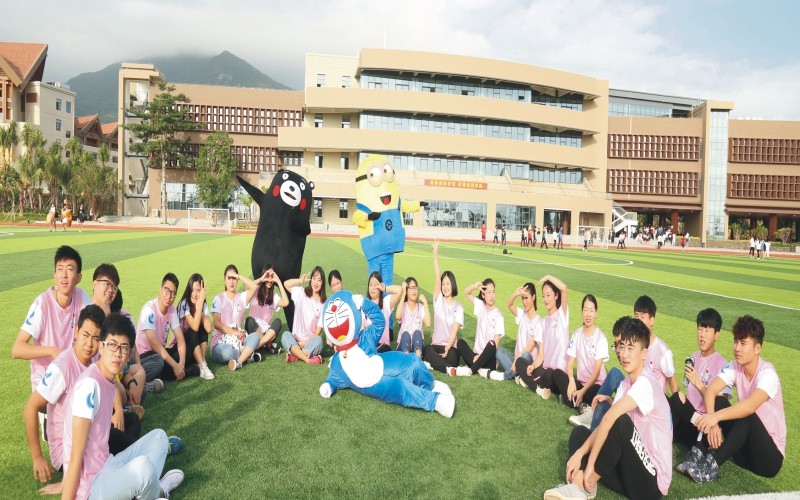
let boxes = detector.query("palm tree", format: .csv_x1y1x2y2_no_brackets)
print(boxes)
0,121,19,210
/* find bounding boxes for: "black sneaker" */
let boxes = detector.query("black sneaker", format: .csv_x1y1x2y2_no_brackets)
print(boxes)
687,453,720,483
677,446,704,474
251,352,262,363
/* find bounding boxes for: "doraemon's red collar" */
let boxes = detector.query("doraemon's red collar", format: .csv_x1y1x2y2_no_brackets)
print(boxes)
335,337,360,352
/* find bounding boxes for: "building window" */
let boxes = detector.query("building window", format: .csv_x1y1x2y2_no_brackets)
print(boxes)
55,119,62,131
315,154,323,168
315,114,323,128
342,115,350,128
341,76,350,88
313,198,323,218
66,101,72,113
340,154,349,170
339,199,348,218
496,204,536,230
403,211,414,227
166,182,200,210
66,130,71,138
423,201,486,228
56,98,62,111
316,74,325,87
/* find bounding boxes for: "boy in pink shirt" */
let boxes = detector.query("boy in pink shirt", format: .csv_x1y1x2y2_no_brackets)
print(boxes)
13,246,92,390
688,315,786,482
59,313,184,500
544,317,672,499
633,295,677,395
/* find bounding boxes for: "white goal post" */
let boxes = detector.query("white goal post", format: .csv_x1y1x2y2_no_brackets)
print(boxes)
187,208,232,234
572,226,610,249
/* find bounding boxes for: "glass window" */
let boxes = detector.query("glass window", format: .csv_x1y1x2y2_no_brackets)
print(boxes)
66,101,72,113
342,115,350,128
496,204,536,230
341,75,350,88
315,154,323,168
55,119,61,131
339,199,349,219
313,199,322,218
423,201,486,228
315,114,323,128
316,74,325,87
56,98,62,111
340,154,349,170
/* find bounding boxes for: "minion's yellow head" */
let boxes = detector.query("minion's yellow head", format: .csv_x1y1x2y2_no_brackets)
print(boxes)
355,155,398,213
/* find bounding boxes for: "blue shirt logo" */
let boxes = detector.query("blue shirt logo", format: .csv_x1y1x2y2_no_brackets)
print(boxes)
86,387,97,410
42,370,52,386
25,310,35,326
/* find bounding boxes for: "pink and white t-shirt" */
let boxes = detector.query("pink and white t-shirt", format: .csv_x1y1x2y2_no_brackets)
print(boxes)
513,308,542,359
431,293,463,347
290,287,323,342
398,301,426,338
135,299,181,354
373,300,393,345
566,326,609,385
211,291,248,347
615,372,673,496
472,299,505,355
541,307,569,371
62,364,114,500
644,335,676,393
35,348,88,470
249,291,282,331
21,286,92,389
717,358,786,456
177,299,210,333
686,351,731,412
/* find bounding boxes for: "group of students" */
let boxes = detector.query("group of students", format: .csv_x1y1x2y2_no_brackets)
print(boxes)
15,243,787,499
749,235,771,259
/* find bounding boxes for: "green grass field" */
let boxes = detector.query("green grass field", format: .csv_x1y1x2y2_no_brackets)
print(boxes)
1,226,797,499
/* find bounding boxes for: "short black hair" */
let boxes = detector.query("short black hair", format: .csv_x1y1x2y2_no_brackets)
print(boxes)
77,304,106,330
161,272,179,289
328,269,342,286
54,245,82,273
696,308,723,332
101,312,136,345
477,278,494,303
110,288,123,313
612,316,632,337
619,317,650,348
634,295,656,317
732,315,765,346
92,263,120,286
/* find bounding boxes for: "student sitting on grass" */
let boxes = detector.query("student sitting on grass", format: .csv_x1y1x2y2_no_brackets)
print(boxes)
211,265,263,371
669,308,731,472
514,275,570,399
13,245,92,391
281,266,327,364
395,277,431,357
543,317,672,500
495,283,542,382
245,264,289,355
447,278,505,379
366,271,403,353
57,313,185,500
553,295,609,411
687,315,786,482
421,240,463,373
634,295,678,395
136,273,200,382
111,289,162,404
177,273,215,380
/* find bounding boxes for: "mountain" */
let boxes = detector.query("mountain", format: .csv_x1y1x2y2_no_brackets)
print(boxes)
67,51,292,123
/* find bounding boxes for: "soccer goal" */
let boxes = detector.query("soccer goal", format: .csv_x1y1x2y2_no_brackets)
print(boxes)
187,208,232,234
572,226,610,249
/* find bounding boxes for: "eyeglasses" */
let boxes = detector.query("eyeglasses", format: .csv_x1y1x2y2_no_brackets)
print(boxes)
95,279,118,292
103,340,131,355
162,286,177,298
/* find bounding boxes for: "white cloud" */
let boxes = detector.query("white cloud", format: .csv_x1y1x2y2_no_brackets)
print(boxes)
4,0,799,119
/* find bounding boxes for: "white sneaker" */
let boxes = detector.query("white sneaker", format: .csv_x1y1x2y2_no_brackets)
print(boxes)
515,376,529,388
432,380,452,396
536,386,552,400
477,368,491,378
455,366,473,377
199,362,215,380
434,392,455,418
543,482,595,500
145,378,164,394
489,370,506,381
423,361,433,370
159,469,184,498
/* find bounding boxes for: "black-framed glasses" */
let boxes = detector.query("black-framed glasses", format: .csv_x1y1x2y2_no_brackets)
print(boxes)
103,340,131,355
162,286,177,298
95,279,118,292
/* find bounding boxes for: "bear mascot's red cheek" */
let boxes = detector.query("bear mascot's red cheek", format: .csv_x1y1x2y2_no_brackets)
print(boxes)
300,199,307,211
273,186,280,197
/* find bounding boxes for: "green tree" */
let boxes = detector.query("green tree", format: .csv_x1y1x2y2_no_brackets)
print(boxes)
123,81,198,222
0,120,19,169
16,125,47,214
70,142,121,219
195,131,237,208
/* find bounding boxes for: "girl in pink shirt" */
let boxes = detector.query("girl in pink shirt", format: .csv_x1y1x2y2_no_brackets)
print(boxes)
448,278,505,378
177,273,214,380
499,282,542,382
395,277,431,357
422,239,463,373
210,264,262,371
366,271,402,353
245,264,289,355
281,266,326,364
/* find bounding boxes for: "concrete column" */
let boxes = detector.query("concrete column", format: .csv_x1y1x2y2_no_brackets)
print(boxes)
768,214,777,240
671,210,679,230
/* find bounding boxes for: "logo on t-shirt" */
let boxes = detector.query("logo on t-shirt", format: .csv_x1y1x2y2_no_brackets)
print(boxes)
25,310,35,325
85,387,97,410
148,313,155,327
42,370,52,386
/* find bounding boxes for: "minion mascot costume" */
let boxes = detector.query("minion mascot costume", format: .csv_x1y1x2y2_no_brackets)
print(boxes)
319,290,455,418
237,171,314,330
353,155,426,290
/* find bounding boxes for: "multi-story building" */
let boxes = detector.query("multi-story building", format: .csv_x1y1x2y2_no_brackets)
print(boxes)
117,63,304,216
74,114,118,165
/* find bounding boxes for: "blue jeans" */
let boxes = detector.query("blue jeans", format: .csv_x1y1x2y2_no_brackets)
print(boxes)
211,333,259,364
496,347,532,380
281,331,323,356
590,367,625,430
398,330,423,353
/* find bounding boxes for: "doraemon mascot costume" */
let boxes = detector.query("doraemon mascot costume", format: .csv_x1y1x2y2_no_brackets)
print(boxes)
319,291,455,418
237,171,314,331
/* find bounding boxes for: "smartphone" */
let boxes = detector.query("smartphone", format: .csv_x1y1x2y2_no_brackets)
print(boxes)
690,411,701,425
683,355,695,387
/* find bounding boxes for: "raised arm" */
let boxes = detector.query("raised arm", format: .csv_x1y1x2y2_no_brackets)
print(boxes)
395,283,407,322
539,274,568,315
463,281,483,305
239,272,261,304
272,272,290,308
385,284,403,309
284,273,309,292
432,240,442,298
507,287,521,316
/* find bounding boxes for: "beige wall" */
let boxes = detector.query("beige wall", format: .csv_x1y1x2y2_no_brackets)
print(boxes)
305,53,358,89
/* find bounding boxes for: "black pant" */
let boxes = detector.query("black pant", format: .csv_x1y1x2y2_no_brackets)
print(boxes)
108,412,141,455
244,317,282,338
514,357,539,392
708,397,783,477
552,369,600,408
453,338,497,374
142,346,201,381
569,414,662,499
667,393,730,447
183,325,209,364
422,344,460,373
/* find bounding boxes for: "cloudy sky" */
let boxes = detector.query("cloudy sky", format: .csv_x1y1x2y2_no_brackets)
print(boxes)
5,0,799,119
